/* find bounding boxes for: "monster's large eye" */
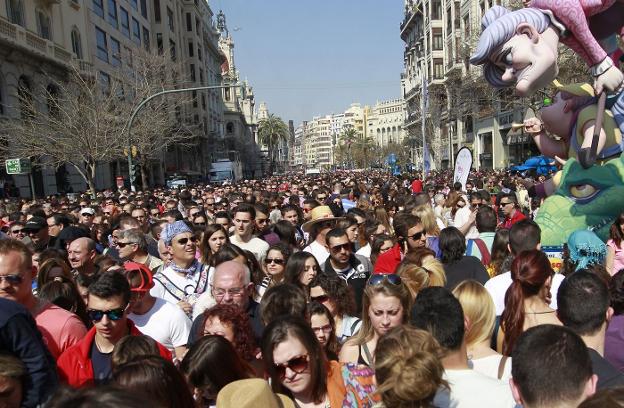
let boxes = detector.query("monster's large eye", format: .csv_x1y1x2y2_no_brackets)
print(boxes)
570,184,597,199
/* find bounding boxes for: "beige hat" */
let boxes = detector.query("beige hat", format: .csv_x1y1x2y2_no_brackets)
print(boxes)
301,205,344,233
216,379,295,408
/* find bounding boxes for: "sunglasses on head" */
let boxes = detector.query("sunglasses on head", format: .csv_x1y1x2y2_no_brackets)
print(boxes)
176,236,198,245
0,274,24,284
87,306,126,322
367,273,402,286
330,243,351,253
264,257,285,265
274,355,309,379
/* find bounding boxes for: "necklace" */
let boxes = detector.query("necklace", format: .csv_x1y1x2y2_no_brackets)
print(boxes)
526,310,555,314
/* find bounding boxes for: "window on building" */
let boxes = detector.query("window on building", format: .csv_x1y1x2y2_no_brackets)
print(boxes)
6,0,24,26
92,0,104,18
120,7,129,37
454,2,460,29
433,58,444,79
107,0,118,28
95,26,108,62
167,7,174,31
130,0,137,10
156,32,163,54
142,26,150,50
46,84,59,117
197,46,201,61
463,15,470,37
188,41,194,57
195,17,200,33
124,46,133,66
186,12,192,31
199,68,204,85
431,0,442,20
224,88,230,101
18,76,32,119
201,93,206,110
36,10,51,40
140,0,147,18
432,28,443,50
226,122,234,134
169,39,176,61
132,17,140,45
99,71,111,95
153,0,160,22
190,64,195,82
446,6,452,35
110,36,121,67
192,90,197,108
71,28,82,58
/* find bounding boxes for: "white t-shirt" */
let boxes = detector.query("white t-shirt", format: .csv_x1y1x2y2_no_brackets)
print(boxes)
433,368,517,408
454,206,479,239
355,244,371,260
151,264,208,306
129,297,192,353
303,240,330,265
485,271,565,316
469,354,513,382
230,235,269,263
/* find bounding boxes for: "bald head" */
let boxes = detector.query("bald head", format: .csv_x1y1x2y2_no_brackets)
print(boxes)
67,237,96,275
212,261,251,309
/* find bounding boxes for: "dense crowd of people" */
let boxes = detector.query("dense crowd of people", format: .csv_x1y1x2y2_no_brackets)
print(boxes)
1,169,624,408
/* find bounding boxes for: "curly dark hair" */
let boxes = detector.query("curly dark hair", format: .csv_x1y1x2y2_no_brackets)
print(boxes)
439,227,466,264
310,273,356,317
200,304,257,361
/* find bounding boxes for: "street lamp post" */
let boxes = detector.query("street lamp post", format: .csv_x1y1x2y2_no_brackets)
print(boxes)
125,83,241,191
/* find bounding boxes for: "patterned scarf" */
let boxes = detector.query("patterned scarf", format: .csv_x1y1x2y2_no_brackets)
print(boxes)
170,259,202,280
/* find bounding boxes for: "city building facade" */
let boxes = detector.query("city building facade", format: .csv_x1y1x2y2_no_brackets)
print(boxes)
366,98,406,147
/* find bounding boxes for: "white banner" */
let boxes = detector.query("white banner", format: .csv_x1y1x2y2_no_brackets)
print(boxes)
453,147,473,191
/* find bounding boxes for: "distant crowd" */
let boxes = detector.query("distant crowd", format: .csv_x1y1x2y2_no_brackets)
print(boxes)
1,169,623,408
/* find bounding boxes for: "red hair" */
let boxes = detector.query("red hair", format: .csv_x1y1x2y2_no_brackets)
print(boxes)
202,304,256,361
501,250,554,355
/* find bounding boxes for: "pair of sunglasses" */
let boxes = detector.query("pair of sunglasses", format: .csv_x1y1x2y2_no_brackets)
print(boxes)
0,274,24,284
116,242,136,248
330,243,351,253
177,236,198,245
87,306,127,322
264,258,285,265
367,274,402,286
310,294,329,303
274,354,309,379
408,231,424,241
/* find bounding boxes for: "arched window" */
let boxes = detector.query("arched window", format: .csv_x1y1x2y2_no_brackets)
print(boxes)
71,28,83,59
36,9,51,40
18,76,32,119
6,0,24,26
226,122,234,134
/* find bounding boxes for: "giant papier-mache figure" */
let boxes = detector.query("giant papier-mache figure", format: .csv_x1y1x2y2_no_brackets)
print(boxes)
470,1,624,246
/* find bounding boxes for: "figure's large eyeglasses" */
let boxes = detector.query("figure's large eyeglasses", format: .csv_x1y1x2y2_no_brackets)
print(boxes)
211,286,245,298
87,306,126,322
274,354,309,379
176,236,198,245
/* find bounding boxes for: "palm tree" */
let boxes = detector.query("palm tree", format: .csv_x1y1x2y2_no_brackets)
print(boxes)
338,127,358,169
257,114,289,173
353,135,376,168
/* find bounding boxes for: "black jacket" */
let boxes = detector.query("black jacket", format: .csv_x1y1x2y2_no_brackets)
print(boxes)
322,254,372,314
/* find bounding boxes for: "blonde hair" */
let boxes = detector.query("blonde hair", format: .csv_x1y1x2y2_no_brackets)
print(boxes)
347,279,412,346
412,205,440,236
396,257,446,300
375,325,448,408
452,280,496,346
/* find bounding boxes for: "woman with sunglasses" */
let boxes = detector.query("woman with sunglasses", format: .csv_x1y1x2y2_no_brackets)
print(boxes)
339,274,412,367
255,243,292,302
284,251,320,298
199,224,229,266
262,317,349,408
310,273,361,344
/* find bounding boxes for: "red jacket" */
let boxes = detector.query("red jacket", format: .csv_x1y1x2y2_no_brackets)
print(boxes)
373,243,403,274
56,320,172,388
498,209,527,230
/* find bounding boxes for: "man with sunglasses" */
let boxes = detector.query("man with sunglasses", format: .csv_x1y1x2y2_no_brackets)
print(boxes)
151,221,209,316
497,192,527,230
57,271,171,387
0,239,87,359
302,206,341,265
22,217,54,251
117,229,163,271
254,204,280,246
124,262,190,361
321,228,372,314
374,214,426,274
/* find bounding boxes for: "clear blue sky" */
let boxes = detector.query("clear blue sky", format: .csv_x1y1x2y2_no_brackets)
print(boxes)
213,0,405,126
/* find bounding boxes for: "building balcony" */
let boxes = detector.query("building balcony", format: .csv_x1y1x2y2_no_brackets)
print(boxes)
0,16,88,71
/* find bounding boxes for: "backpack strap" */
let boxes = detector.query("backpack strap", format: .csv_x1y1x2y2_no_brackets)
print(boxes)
491,315,501,350
466,239,474,257
498,356,509,380
350,318,362,335
473,238,491,265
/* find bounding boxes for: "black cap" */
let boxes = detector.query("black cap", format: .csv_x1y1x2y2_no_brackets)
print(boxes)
22,216,47,232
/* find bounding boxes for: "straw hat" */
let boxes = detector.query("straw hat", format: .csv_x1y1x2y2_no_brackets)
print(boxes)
301,205,343,233
216,379,295,408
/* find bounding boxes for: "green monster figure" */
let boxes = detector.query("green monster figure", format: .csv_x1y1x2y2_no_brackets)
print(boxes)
536,155,624,246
